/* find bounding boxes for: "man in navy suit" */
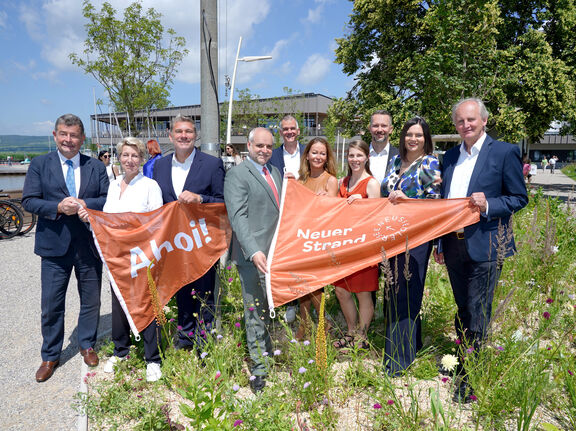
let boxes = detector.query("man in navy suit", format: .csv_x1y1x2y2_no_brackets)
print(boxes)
22,114,109,382
153,114,225,350
434,98,527,402
269,115,305,323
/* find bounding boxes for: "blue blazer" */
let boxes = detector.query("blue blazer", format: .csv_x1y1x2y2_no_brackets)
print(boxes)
269,143,306,174
440,135,528,262
22,152,108,257
152,150,225,203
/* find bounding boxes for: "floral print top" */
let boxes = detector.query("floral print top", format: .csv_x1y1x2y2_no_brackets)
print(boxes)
381,154,441,199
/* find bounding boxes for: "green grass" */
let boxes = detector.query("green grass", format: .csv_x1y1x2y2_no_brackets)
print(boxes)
76,188,576,430
562,163,576,181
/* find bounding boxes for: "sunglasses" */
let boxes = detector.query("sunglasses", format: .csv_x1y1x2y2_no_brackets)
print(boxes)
102,155,110,159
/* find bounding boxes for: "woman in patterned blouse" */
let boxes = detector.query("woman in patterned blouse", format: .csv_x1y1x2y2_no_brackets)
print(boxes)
380,116,441,376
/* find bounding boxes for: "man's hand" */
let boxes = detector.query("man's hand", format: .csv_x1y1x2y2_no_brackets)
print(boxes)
178,191,203,204
469,192,487,213
433,249,445,265
252,251,268,274
58,197,83,215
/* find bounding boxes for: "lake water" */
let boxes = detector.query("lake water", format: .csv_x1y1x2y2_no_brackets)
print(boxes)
0,175,26,192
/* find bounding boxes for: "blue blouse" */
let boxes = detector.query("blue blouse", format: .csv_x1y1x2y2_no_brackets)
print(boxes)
143,153,162,179
381,154,441,199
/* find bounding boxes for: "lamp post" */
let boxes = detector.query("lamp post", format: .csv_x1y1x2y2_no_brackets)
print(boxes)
226,37,272,145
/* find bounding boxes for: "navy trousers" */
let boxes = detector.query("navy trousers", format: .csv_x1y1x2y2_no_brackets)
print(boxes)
175,265,216,348
383,241,431,376
40,242,102,361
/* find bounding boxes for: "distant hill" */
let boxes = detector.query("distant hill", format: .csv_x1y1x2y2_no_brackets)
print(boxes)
0,135,92,153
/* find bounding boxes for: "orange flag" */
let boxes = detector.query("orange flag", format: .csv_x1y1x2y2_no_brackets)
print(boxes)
86,202,230,335
266,179,480,308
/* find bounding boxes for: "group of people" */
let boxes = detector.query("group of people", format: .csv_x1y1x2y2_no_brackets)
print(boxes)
22,98,527,404
541,155,559,174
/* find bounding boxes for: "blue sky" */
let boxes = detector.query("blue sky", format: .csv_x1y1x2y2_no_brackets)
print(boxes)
0,0,355,136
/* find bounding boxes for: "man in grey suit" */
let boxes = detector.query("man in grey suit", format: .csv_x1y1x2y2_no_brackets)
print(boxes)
224,127,282,392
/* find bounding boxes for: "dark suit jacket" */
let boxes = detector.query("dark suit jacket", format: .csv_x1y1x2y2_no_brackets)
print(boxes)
440,135,528,262
223,160,282,265
22,152,108,257
152,150,225,203
270,143,306,174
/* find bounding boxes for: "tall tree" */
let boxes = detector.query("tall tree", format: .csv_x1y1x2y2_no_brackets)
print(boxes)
331,0,576,145
70,0,188,135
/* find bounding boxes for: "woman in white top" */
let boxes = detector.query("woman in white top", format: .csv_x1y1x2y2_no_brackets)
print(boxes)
98,150,120,182
81,137,163,382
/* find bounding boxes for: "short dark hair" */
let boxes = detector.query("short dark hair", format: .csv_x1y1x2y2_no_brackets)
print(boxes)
398,117,434,161
370,110,392,126
98,150,109,160
54,114,85,136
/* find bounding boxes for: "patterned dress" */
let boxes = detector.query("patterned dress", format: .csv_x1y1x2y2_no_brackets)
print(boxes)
381,154,441,199
333,176,379,293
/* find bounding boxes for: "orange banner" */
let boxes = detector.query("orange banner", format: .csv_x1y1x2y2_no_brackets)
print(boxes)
86,202,230,335
266,179,480,308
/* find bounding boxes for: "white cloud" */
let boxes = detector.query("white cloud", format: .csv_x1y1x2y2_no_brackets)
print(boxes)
297,54,331,85
303,0,331,24
0,10,7,29
33,120,55,134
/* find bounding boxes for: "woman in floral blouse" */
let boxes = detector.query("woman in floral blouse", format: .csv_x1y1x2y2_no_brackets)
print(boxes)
380,116,441,376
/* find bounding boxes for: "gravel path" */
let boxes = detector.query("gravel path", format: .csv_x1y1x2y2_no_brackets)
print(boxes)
0,232,111,431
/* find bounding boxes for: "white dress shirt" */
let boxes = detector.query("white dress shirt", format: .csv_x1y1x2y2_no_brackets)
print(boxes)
57,151,81,193
103,173,163,213
369,142,390,184
171,149,196,197
282,145,301,179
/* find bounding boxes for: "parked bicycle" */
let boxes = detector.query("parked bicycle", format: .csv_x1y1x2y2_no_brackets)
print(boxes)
0,190,37,237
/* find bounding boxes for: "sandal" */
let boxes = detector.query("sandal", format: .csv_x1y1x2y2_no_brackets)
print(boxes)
333,333,355,349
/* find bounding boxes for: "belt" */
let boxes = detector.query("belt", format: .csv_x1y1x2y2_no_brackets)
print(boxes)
450,231,465,240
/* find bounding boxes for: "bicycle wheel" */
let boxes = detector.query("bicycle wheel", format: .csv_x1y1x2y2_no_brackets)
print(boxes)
0,200,23,239
9,199,37,235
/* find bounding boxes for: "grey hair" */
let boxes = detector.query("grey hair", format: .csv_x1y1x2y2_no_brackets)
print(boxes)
452,98,489,122
248,127,273,144
116,137,146,160
279,114,299,130
54,114,85,136
370,110,392,126
170,114,196,131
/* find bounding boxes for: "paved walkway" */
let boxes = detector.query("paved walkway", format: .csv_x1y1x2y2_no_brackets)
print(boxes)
1,169,574,430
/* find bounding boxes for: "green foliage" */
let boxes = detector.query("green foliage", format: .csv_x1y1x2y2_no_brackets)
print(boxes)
330,0,576,143
562,163,576,180
70,0,187,135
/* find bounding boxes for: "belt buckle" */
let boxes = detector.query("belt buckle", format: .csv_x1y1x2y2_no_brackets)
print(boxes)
456,232,465,240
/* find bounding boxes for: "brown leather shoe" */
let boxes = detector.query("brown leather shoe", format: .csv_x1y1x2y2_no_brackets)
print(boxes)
80,348,99,367
36,360,59,382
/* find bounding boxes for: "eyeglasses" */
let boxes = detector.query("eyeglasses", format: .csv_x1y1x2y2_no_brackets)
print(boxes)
102,155,110,159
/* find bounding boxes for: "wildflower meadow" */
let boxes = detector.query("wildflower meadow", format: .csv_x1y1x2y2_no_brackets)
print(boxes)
76,185,576,430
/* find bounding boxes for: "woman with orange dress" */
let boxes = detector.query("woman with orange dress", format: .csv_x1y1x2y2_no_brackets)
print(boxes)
332,140,380,349
295,137,339,339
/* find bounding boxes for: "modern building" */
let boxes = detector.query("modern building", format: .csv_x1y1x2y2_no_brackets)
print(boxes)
90,93,334,155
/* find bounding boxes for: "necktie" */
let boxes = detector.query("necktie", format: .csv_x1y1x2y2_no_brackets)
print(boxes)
65,159,76,198
262,166,279,205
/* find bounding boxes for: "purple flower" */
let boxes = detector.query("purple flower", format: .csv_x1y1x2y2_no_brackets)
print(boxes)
568,370,574,376
262,351,269,357
217,334,223,340
290,339,298,344
546,298,554,304
496,346,504,351
188,331,194,336
543,311,551,320
228,277,234,283
169,318,175,322
232,384,240,391
308,359,315,364
249,375,256,381
200,330,206,336
298,367,307,374
235,322,241,328
387,399,394,405
303,340,310,346
137,394,142,398
200,352,208,359
441,377,449,383
233,419,243,427
190,290,196,295
455,339,461,345
214,371,221,380
177,325,183,330
303,381,311,389
373,403,382,409
226,265,232,270
466,346,475,354
248,307,255,311
273,349,281,356
470,394,478,401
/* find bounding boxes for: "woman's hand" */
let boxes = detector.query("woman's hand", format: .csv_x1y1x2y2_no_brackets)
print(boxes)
387,190,408,204
347,194,362,204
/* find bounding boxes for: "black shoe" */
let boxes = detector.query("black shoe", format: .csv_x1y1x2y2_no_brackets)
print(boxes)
453,379,475,404
249,375,266,393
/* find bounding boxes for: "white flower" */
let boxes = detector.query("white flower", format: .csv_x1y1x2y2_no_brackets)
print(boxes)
441,354,459,372
551,245,559,253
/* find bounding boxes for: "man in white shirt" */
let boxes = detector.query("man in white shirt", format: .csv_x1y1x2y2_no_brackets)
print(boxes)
434,98,527,403
269,114,305,322
368,110,399,184
153,115,226,351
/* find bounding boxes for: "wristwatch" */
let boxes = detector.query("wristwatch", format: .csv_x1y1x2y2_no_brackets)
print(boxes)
199,195,203,204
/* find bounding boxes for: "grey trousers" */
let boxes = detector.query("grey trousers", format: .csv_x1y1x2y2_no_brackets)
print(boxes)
237,262,273,376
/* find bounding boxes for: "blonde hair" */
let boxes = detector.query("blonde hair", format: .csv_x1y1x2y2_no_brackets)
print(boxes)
116,137,146,160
